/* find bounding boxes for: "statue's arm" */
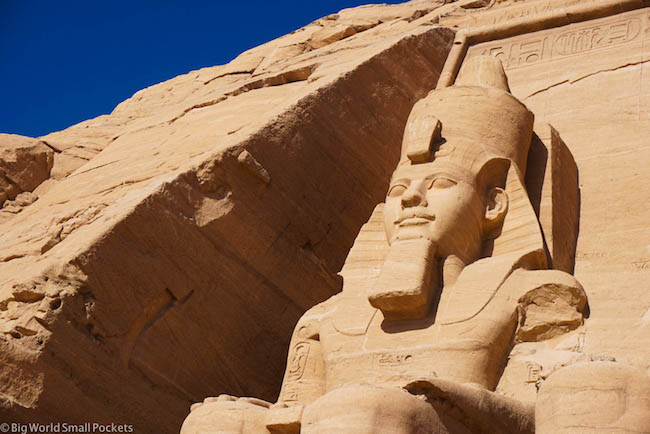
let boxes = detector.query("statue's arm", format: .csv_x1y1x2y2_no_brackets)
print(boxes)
276,302,329,407
405,378,535,434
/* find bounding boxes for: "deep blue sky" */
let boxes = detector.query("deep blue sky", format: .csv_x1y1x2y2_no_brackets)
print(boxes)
1,0,404,138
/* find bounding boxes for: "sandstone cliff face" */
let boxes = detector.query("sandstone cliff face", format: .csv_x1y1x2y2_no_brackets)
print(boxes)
3,0,650,431
0,1,456,431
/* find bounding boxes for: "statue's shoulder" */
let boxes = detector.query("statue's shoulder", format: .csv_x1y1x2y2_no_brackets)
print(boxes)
502,268,585,302
294,293,342,329
309,292,343,314
295,291,377,337
503,268,587,343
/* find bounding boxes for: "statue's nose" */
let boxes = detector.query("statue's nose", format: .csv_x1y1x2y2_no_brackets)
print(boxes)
401,184,427,208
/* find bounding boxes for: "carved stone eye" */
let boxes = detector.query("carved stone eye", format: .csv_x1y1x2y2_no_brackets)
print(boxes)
428,177,457,190
387,184,408,197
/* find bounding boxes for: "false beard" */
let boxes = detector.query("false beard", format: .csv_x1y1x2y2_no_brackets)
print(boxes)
368,238,440,321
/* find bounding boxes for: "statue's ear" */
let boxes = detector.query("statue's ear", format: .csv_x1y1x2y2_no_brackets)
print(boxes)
476,157,511,240
484,187,508,239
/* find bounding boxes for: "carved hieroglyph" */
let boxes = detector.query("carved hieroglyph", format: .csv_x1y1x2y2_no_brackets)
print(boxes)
182,50,650,432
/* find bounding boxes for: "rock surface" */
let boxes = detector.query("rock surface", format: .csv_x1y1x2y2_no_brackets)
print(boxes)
463,3,650,405
0,133,53,208
2,0,650,432
0,1,458,431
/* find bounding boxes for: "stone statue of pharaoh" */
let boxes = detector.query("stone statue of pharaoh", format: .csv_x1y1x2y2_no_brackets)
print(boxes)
181,57,648,433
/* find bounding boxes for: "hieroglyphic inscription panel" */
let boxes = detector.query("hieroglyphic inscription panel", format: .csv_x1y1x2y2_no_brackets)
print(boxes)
467,8,650,70
286,342,310,381
440,0,643,30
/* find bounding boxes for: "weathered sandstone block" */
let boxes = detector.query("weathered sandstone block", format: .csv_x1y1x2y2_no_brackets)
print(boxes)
0,133,53,206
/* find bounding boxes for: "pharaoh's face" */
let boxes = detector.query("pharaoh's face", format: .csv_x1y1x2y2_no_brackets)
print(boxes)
383,161,485,263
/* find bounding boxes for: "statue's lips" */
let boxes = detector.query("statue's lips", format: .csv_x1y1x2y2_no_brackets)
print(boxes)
397,213,435,226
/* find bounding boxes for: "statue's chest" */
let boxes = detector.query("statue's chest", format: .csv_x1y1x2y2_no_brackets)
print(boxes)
320,328,441,388
319,306,485,387
321,290,496,350
318,293,506,390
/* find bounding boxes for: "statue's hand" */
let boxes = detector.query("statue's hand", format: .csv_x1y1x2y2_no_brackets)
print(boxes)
190,394,272,412
183,395,272,433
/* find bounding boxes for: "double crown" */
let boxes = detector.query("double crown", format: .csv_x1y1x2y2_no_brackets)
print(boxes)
399,56,535,181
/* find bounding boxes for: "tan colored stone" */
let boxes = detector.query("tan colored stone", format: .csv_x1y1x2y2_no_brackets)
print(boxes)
0,1,457,431
0,133,53,206
182,55,590,433
536,362,650,433
3,0,650,431
463,0,650,404
181,397,271,433
265,404,304,433
526,123,580,273
301,386,446,433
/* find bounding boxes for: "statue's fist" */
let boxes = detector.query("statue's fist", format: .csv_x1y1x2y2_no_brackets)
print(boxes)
182,395,271,433
190,394,272,412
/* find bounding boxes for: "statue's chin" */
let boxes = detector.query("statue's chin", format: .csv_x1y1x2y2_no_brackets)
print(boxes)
368,238,439,321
